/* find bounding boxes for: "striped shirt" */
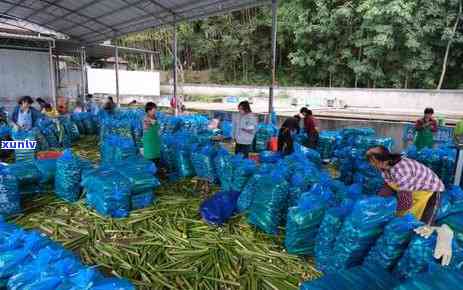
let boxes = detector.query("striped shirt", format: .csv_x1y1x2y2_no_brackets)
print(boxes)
382,157,445,211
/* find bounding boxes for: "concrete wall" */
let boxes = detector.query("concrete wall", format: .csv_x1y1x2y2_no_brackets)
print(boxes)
0,49,51,112
161,84,463,113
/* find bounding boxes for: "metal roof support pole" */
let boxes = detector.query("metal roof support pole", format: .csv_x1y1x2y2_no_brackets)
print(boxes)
79,47,85,99
150,53,154,71
48,42,57,108
268,0,278,123
114,46,120,107
55,55,60,98
83,47,87,96
173,14,178,116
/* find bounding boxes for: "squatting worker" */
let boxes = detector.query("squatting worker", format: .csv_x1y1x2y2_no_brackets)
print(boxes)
142,102,161,169
232,101,258,158
366,146,444,225
278,115,301,155
11,96,42,131
414,107,438,150
299,107,319,149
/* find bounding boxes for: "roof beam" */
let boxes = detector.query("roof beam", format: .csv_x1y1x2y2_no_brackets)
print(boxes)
3,0,27,14
41,0,107,26
34,0,118,33
23,0,64,20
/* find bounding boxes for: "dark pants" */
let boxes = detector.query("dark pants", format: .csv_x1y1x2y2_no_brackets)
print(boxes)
235,143,251,158
421,191,441,225
306,132,319,149
278,128,294,155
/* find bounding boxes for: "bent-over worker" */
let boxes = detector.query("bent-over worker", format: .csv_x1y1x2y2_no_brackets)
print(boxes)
277,115,301,155
367,146,453,266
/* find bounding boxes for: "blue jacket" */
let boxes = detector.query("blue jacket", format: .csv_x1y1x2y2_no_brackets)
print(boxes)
10,106,43,127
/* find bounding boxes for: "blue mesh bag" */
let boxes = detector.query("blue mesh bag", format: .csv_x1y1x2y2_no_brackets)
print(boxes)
215,150,233,190
330,197,396,272
7,247,80,290
0,230,52,280
247,171,289,235
83,169,131,218
35,117,60,148
300,264,398,290
394,268,463,290
71,113,86,135
230,156,257,192
315,201,353,273
237,174,261,212
259,151,283,164
89,278,135,290
191,144,218,182
254,124,277,152
55,149,82,202
11,130,36,163
317,131,340,160
394,233,463,280
34,158,57,184
6,162,42,195
31,128,49,151
446,185,463,215
131,191,156,210
284,191,329,255
363,214,423,270
338,128,375,148
219,120,232,139
0,168,20,216
294,144,322,166
200,191,241,225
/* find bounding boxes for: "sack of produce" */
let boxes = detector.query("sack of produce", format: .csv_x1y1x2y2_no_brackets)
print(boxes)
363,214,422,270
55,149,82,202
200,191,241,225
330,197,396,272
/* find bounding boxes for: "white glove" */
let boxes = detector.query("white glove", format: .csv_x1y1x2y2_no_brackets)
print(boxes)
434,224,454,266
414,225,436,239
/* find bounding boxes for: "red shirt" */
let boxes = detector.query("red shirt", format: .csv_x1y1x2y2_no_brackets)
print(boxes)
415,118,438,133
304,116,318,134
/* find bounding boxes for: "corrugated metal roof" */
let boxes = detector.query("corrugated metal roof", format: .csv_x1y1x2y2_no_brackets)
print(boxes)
0,0,270,44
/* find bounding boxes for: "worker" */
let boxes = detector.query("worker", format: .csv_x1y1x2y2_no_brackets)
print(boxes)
57,96,70,115
366,145,454,266
414,107,438,150
299,107,319,149
36,98,51,113
10,96,42,131
84,94,100,115
103,96,116,114
278,115,301,155
142,102,161,170
232,101,258,158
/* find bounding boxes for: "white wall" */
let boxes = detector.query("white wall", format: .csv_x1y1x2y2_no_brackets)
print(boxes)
0,49,51,112
87,68,160,96
161,84,463,114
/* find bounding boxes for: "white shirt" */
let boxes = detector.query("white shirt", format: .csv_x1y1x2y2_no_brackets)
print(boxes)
232,112,258,145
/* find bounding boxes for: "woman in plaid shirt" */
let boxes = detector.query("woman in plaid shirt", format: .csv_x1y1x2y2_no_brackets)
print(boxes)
366,146,444,225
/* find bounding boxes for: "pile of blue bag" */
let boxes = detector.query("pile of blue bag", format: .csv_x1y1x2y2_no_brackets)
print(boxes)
71,112,99,135
100,134,138,165
11,130,36,163
254,123,277,152
191,144,219,183
0,219,134,289
35,117,60,148
58,115,80,148
405,145,456,187
245,170,289,235
5,161,42,195
82,157,159,217
317,130,341,160
328,197,397,272
0,165,20,216
55,149,83,202
215,151,257,192
0,123,10,139
82,168,131,218
284,184,333,255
